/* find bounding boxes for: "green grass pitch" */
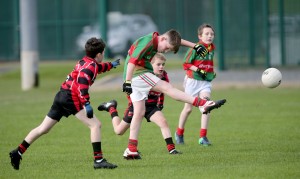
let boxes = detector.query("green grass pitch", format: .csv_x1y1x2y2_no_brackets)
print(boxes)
0,61,299,178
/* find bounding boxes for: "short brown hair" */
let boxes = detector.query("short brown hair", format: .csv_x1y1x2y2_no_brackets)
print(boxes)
85,37,106,58
164,29,181,54
198,24,215,35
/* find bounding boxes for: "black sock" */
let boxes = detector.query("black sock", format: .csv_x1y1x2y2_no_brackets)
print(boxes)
92,142,102,161
165,137,175,152
18,140,30,154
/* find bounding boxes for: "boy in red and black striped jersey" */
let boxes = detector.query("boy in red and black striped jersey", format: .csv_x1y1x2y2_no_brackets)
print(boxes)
122,29,226,159
175,24,217,146
98,53,181,157
9,37,120,170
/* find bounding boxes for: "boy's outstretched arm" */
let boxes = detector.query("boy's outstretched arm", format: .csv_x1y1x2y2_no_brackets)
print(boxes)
181,39,208,58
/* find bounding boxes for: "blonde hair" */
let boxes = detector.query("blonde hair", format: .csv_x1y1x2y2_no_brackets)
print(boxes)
152,53,166,64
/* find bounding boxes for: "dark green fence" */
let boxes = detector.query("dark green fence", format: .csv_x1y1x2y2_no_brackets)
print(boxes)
0,0,299,70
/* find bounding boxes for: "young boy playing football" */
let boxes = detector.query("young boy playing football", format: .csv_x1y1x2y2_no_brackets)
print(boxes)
98,53,181,158
121,29,226,159
9,37,120,170
175,24,218,146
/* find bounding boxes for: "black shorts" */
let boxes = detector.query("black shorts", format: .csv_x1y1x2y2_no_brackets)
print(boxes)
123,104,160,123
47,90,81,121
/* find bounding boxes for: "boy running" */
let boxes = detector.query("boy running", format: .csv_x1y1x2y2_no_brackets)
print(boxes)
122,29,226,159
9,37,120,170
98,53,181,159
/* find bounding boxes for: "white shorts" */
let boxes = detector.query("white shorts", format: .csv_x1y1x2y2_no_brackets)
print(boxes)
130,72,160,102
183,76,212,97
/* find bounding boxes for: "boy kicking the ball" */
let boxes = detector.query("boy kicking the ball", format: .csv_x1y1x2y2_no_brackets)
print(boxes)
121,29,226,159
99,53,181,159
9,37,120,170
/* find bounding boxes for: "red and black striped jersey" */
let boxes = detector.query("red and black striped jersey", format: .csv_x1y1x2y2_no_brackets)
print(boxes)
61,56,113,105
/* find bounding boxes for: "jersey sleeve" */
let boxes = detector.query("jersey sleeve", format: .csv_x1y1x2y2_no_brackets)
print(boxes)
97,61,113,74
182,48,197,70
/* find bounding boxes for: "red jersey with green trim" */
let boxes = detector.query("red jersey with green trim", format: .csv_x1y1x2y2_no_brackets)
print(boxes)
123,32,159,80
183,41,215,81
61,56,113,106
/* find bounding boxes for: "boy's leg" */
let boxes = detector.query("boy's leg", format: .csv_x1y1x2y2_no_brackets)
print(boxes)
128,100,145,148
150,111,182,154
9,116,57,170
75,110,117,169
98,100,130,135
199,92,212,146
152,80,226,114
176,103,193,144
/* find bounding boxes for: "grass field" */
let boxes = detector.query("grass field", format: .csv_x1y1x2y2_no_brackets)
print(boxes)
0,61,299,178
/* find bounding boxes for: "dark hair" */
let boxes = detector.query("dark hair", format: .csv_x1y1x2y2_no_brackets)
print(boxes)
85,37,106,58
165,29,181,54
198,24,215,35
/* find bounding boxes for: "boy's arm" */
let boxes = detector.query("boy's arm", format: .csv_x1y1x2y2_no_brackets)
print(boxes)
181,39,208,58
181,39,196,48
123,63,135,95
125,63,135,81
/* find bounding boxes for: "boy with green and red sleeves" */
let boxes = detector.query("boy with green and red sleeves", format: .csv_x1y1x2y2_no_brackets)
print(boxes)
175,24,218,146
122,29,226,159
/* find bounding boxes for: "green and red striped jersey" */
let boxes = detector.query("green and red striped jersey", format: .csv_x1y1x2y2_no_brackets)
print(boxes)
183,42,216,81
123,32,159,80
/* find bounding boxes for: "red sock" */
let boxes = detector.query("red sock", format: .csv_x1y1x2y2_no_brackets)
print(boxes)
109,107,118,118
167,144,175,152
176,128,184,136
128,139,138,152
192,97,206,107
200,129,207,138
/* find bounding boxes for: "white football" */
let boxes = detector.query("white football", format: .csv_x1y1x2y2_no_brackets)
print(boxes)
261,68,282,88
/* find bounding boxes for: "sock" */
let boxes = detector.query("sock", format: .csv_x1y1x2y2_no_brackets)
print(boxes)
200,129,207,138
109,107,118,118
18,140,30,154
192,97,206,107
176,127,184,136
165,137,175,152
92,142,103,161
128,139,138,152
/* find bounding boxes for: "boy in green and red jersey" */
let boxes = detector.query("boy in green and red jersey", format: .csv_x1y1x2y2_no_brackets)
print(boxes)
175,24,217,146
98,53,181,156
121,29,226,159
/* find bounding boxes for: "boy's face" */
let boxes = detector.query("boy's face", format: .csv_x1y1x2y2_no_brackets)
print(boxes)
95,50,105,63
152,58,165,76
199,27,215,45
157,37,174,53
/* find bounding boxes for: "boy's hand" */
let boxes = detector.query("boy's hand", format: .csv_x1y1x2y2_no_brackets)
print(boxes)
157,104,164,110
111,59,120,68
193,44,208,58
196,69,207,79
122,81,132,95
84,102,93,118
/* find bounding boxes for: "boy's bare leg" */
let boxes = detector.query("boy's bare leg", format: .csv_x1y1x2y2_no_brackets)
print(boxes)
112,118,130,135
152,80,195,104
150,111,182,154
149,111,171,139
24,116,58,144
129,100,146,141
76,109,101,142
152,80,226,114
